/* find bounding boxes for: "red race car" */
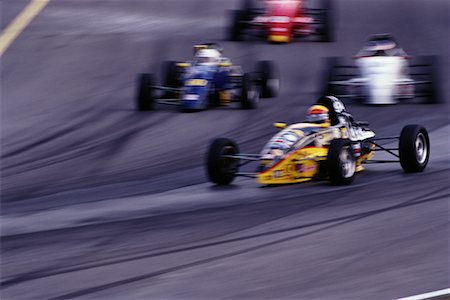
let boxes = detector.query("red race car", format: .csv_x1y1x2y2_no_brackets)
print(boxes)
228,0,333,43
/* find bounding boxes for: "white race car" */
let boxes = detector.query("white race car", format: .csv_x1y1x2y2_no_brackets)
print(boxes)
323,34,441,104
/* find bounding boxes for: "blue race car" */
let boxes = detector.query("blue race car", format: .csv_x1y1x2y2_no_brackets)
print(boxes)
136,43,279,111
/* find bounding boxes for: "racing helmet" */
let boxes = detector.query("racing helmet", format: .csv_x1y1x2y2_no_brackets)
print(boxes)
195,48,221,66
306,105,330,124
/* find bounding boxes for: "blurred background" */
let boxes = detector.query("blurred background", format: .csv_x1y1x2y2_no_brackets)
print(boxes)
1,0,449,299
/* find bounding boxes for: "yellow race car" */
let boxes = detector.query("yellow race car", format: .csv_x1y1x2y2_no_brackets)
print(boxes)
206,96,430,186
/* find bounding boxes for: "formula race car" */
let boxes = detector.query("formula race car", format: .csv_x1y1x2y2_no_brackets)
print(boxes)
136,43,279,111
323,34,441,104
206,96,430,186
228,0,333,43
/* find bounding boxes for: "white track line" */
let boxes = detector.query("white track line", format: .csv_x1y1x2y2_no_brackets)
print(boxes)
396,288,450,300
0,0,50,57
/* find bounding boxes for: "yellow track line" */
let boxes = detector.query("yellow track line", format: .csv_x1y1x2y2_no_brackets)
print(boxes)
0,0,50,57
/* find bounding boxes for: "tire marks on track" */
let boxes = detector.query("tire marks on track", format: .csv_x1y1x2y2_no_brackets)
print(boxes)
47,188,447,299
2,185,447,295
2,105,171,201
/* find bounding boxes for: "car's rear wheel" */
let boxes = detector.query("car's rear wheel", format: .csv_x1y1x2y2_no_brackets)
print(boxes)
241,0,254,11
229,10,246,41
317,0,333,42
410,56,441,104
327,139,356,185
399,125,430,172
136,73,154,111
240,73,260,109
207,138,240,185
322,57,356,99
257,61,279,98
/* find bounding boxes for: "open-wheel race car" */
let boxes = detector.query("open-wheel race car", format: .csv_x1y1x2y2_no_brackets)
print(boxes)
322,34,441,104
136,43,279,112
228,0,333,43
206,96,430,186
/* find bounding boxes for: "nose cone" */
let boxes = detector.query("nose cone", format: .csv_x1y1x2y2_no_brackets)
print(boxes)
265,1,296,43
366,77,397,104
267,21,291,43
356,57,404,105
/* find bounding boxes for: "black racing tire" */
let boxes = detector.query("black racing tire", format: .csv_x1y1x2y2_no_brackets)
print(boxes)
318,0,334,42
136,73,154,111
163,61,180,88
321,57,356,99
327,139,356,185
427,59,441,104
410,56,442,104
207,138,240,185
322,57,339,97
241,0,254,11
399,125,430,172
240,73,260,109
229,10,246,41
257,61,279,98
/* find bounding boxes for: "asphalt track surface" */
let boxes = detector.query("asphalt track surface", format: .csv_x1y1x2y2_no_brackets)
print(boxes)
1,0,449,299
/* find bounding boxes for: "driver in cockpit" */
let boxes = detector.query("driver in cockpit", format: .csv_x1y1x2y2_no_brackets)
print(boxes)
195,48,222,66
305,105,331,127
193,48,232,106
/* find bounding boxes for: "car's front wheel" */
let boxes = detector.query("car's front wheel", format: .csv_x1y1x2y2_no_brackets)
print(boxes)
399,125,430,172
327,139,356,185
136,73,154,111
207,138,240,185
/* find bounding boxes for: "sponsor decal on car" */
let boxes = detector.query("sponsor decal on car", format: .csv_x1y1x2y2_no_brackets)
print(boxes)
184,94,199,101
271,28,288,32
294,163,316,173
272,170,283,178
353,144,362,156
269,16,290,23
186,79,207,86
341,127,349,139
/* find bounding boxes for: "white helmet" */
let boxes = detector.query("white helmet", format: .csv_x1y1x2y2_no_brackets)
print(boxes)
195,49,221,66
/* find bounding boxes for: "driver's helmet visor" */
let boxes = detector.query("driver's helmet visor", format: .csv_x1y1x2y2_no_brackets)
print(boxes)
306,113,329,123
